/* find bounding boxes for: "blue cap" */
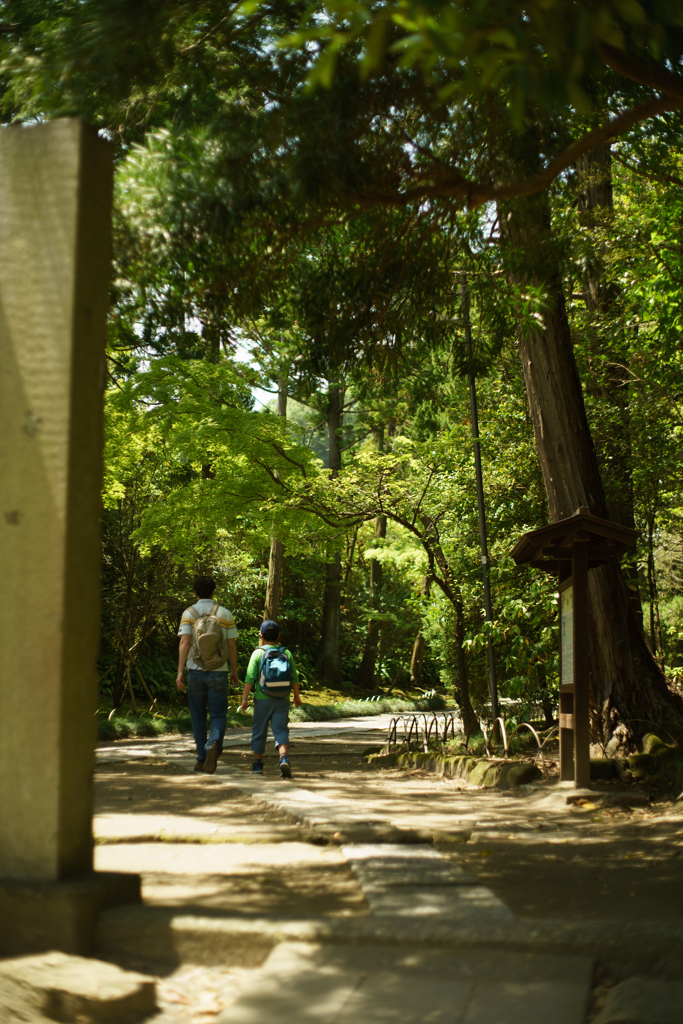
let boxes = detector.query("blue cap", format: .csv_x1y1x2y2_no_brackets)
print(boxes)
260,620,280,640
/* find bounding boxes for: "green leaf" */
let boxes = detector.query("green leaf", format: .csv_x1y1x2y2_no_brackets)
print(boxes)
360,14,388,79
613,0,647,25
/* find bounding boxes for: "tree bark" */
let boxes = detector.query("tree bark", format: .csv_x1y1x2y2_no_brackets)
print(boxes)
502,191,683,749
576,143,642,621
452,597,478,737
409,575,432,687
264,373,288,621
264,537,284,621
316,381,344,688
410,634,424,688
356,515,387,689
419,516,479,733
646,514,665,666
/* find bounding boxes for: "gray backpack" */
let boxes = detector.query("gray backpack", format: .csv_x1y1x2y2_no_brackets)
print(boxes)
186,603,229,670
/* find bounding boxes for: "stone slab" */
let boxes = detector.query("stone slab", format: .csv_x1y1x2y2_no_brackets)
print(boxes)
349,861,475,888
342,843,444,861
364,883,515,919
341,843,509,919
216,941,593,1024
460,980,592,1024
593,977,683,1024
0,118,113,882
219,772,433,843
0,872,141,956
224,776,385,827
0,951,155,1024
343,842,475,887
95,904,683,979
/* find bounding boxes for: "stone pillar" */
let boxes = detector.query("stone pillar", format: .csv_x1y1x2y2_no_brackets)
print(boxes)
0,119,139,955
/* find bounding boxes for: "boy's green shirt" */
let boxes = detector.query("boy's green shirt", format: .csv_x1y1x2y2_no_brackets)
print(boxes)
245,645,298,701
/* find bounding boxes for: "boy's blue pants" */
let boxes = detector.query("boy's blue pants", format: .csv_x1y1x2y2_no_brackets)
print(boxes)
251,697,289,754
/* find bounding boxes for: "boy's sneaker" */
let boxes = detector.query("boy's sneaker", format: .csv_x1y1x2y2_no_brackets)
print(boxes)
279,756,292,779
251,760,263,774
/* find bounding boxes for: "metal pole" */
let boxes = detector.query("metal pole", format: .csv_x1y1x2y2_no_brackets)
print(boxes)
462,283,500,723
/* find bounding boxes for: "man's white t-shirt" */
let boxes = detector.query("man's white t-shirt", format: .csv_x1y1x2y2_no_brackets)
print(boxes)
178,599,239,671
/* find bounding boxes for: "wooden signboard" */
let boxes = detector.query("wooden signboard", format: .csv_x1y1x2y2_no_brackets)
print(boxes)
512,507,637,789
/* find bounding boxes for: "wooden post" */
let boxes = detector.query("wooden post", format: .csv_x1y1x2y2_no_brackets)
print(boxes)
559,577,575,782
572,535,591,788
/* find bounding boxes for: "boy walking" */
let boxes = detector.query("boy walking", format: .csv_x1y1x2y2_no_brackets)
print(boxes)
240,620,301,778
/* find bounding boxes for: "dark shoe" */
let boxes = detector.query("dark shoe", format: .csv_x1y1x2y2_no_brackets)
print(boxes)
251,760,264,774
279,757,292,779
204,744,219,774
194,760,206,773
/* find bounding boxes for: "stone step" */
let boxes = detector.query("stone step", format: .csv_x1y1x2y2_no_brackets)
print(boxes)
593,977,683,1024
216,941,594,1024
342,843,514,921
0,951,155,1024
95,905,683,980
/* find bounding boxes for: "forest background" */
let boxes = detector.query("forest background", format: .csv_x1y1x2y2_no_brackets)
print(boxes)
2,0,683,747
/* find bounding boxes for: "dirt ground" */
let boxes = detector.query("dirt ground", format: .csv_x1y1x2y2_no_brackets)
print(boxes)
94,728,683,925
90,724,683,1022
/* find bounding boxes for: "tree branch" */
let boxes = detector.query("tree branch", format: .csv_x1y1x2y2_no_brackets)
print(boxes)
351,96,682,212
612,150,683,189
598,43,683,100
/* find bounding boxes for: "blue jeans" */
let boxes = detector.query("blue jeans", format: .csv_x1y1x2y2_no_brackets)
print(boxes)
187,671,228,761
251,697,290,755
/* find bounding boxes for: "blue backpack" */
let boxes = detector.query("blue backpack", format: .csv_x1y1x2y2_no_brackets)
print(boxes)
258,646,293,697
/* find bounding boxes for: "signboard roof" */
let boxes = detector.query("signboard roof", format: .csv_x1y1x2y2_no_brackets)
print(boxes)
511,506,638,574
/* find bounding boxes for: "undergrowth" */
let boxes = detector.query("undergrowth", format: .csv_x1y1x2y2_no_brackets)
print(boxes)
98,694,446,740
290,695,445,723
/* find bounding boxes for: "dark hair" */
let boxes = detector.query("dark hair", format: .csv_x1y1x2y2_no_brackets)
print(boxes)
194,575,216,599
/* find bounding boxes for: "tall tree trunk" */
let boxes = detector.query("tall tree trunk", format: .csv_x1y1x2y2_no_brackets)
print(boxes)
410,575,432,687
452,597,478,737
410,635,425,687
264,537,284,621
502,190,683,750
356,515,387,689
264,374,288,620
316,381,343,688
576,143,642,622
646,514,665,666
420,516,479,734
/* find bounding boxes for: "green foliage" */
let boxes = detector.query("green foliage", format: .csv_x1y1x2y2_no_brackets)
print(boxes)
3,0,683,729
465,575,559,711
285,0,683,110
290,694,446,722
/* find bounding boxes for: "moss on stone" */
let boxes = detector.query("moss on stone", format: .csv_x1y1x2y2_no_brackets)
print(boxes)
497,762,543,788
365,749,542,789
626,735,683,794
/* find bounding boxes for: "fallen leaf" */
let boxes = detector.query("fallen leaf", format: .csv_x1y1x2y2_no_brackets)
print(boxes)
162,990,191,1005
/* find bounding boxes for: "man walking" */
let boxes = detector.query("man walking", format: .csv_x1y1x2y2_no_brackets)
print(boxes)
240,620,301,778
177,575,239,774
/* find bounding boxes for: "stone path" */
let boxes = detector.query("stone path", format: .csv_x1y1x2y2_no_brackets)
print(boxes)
88,717,683,1023
95,714,397,766
219,942,594,1024
342,843,513,922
